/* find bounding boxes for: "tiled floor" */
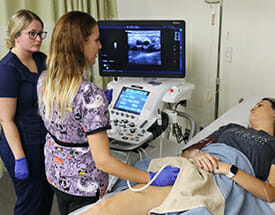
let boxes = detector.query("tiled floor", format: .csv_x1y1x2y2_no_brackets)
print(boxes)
0,170,60,215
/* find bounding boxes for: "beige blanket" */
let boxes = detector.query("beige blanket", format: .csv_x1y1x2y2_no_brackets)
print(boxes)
148,157,225,215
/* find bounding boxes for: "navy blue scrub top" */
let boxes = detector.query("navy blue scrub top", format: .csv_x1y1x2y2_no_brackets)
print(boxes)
0,51,47,143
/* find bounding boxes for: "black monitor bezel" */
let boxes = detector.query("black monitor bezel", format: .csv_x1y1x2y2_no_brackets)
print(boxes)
97,20,186,78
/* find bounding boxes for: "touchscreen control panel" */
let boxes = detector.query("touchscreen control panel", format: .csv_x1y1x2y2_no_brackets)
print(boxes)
108,87,154,150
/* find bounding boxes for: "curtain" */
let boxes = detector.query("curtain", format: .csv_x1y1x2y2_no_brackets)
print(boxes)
0,0,118,177
0,0,117,88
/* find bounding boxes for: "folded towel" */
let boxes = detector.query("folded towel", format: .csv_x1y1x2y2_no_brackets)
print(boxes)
148,156,225,215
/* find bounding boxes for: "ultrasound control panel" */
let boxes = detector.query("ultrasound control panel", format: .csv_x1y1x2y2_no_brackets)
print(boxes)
108,109,154,150
106,78,192,151
108,86,155,150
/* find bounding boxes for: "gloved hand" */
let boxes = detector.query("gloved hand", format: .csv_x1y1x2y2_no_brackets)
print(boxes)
149,165,180,186
104,89,113,105
14,157,29,180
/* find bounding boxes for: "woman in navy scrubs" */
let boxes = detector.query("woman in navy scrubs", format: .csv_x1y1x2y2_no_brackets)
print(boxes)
0,9,53,215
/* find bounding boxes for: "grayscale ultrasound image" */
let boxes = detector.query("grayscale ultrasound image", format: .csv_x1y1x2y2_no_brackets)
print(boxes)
127,30,161,65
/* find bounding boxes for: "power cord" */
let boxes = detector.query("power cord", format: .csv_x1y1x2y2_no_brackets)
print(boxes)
156,108,163,157
172,123,185,143
138,148,148,158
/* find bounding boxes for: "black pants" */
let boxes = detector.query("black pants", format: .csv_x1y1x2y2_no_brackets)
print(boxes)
51,185,99,215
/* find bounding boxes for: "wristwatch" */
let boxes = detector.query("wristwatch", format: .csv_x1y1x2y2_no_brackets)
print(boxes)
226,165,238,179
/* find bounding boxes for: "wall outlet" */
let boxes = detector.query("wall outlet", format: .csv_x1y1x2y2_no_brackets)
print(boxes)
224,46,232,62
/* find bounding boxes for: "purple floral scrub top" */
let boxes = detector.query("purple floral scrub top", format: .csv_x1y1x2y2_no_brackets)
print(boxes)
37,74,111,197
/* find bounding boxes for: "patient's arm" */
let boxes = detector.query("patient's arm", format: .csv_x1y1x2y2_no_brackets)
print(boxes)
80,184,172,215
184,149,275,202
182,149,220,172
215,162,275,202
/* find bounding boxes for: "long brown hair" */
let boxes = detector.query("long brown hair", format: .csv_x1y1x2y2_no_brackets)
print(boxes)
262,98,275,135
40,11,97,121
262,98,275,110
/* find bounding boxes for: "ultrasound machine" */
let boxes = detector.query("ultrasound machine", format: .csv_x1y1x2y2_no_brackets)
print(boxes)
98,20,195,152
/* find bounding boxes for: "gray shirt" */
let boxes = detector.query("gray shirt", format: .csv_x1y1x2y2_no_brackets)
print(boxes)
210,123,275,180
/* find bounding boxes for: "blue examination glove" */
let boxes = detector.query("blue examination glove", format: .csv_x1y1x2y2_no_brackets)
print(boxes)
149,165,180,186
14,157,29,180
104,89,113,104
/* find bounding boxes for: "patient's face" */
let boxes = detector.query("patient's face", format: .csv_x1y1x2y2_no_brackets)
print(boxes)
249,100,275,125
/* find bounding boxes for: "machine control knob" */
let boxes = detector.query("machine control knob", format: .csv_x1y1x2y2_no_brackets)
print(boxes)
128,122,135,127
130,128,136,133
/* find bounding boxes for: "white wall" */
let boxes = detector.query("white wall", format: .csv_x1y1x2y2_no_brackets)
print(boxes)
117,0,275,130
219,0,275,115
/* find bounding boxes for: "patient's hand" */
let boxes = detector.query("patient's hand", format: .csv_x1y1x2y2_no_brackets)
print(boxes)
193,151,220,173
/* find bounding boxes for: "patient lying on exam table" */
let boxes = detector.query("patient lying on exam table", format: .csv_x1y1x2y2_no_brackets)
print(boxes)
77,98,275,215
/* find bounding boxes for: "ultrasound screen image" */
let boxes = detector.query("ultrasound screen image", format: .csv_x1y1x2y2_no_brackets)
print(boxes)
127,30,161,65
98,20,185,78
114,87,150,114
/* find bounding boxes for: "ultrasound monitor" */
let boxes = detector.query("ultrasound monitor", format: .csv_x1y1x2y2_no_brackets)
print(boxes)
98,20,185,78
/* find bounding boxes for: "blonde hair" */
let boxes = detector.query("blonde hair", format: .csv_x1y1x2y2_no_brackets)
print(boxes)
40,11,97,121
6,9,44,49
